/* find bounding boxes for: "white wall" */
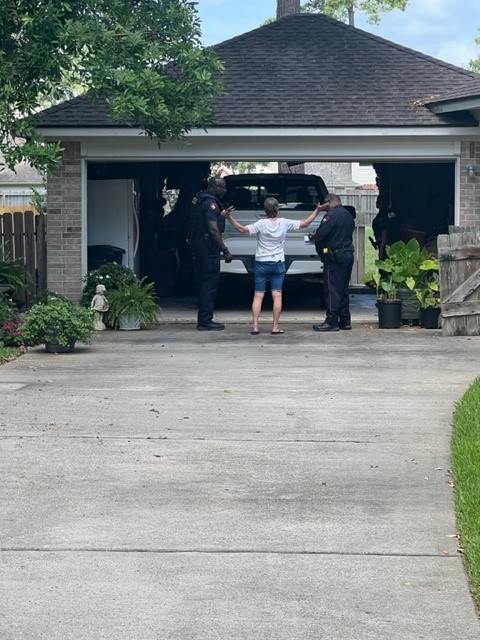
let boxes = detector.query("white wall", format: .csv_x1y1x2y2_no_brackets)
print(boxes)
351,163,376,186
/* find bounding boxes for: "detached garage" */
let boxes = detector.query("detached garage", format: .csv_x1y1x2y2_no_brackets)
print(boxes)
36,13,480,299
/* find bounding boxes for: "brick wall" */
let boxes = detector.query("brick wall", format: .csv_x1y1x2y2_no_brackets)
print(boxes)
460,141,480,226
47,142,83,300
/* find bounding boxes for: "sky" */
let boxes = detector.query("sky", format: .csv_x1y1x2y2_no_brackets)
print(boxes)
194,0,480,69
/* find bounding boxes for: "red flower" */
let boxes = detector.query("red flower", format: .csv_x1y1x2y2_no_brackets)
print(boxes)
2,321,22,337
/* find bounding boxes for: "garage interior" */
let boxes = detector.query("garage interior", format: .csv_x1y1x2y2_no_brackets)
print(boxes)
86,159,455,303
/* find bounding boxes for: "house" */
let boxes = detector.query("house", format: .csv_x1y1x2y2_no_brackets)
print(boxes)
0,161,44,212
35,13,480,299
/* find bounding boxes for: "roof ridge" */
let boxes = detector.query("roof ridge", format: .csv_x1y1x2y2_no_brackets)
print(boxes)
214,12,477,80
37,94,87,116
212,16,279,50
337,18,478,79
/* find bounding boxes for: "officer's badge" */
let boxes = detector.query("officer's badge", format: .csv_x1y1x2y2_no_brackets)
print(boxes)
322,215,329,223
210,203,217,210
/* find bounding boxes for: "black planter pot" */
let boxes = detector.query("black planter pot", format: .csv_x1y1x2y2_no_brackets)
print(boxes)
45,339,76,353
420,307,441,329
377,299,402,329
397,288,421,324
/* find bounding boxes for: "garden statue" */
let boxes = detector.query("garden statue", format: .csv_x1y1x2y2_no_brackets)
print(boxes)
91,284,109,330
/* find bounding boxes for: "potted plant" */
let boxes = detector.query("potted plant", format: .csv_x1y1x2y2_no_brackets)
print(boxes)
364,268,402,329
365,240,440,329
21,294,95,352
415,271,441,329
106,277,160,330
376,239,426,324
81,262,139,307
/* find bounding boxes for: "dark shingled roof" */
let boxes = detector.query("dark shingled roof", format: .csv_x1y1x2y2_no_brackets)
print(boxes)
37,13,480,130
425,77,480,105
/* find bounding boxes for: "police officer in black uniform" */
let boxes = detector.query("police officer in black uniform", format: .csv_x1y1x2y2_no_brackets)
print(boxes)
371,192,401,260
189,177,233,330
309,193,355,332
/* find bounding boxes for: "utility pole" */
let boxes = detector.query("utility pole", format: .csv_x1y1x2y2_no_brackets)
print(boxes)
277,0,301,19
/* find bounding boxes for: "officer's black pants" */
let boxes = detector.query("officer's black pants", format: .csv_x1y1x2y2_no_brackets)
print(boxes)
191,237,221,326
323,251,354,327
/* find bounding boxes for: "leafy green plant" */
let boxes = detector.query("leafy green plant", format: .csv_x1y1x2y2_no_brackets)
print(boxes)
302,0,409,26
0,0,223,172
379,239,433,287
22,296,94,348
0,255,27,292
364,239,438,300
415,272,441,309
106,278,160,329
81,263,138,307
363,266,399,300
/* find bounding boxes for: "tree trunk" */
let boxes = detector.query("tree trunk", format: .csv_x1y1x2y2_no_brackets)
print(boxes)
277,0,301,19
347,5,355,26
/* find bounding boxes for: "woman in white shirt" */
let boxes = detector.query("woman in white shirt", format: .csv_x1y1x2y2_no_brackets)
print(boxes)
224,197,321,334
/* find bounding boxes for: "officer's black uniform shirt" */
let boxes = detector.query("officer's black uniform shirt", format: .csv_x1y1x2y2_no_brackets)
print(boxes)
372,207,401,245
190,190,225,238
312,204,355,253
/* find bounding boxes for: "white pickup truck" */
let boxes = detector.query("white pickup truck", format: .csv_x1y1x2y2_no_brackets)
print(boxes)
221,173,329,276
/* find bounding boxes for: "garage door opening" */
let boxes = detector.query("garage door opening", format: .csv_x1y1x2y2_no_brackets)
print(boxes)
86,159,455,303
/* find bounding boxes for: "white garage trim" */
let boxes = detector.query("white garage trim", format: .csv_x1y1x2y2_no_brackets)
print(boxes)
38,133,466,163
39,125,480,139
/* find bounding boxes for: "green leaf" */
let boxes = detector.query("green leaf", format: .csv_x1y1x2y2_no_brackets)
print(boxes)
0,0,223,172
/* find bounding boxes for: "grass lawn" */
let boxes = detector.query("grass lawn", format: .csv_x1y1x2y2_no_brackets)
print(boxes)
452,377,480,608
363,225,377,276
0,346,21,365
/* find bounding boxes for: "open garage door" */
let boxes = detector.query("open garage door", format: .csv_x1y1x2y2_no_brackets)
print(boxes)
86,159,455,302
374,162,455,243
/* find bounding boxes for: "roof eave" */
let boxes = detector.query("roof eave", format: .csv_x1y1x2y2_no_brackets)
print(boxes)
428,96,480,114
37,124,480,140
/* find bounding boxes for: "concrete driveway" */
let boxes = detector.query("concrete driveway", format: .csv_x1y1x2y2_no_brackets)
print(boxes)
1,305,480,639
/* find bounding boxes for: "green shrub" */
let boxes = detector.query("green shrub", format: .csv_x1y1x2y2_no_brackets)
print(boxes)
81,262,138,307
22,296,94,348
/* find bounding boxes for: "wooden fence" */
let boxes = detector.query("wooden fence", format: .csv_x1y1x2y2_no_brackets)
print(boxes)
438,227,480,336
0,210,46,307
